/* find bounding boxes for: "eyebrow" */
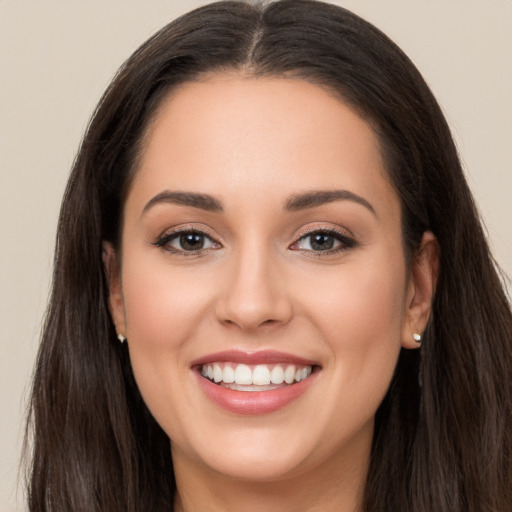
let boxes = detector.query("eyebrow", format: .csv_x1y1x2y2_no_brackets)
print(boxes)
284,189,377,216
142,190,223,214
142,188,376,217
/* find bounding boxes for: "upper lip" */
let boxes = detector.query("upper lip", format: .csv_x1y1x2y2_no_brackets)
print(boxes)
190,349,319,368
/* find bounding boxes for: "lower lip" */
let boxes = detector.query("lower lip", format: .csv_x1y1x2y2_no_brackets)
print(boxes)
195,370,318,415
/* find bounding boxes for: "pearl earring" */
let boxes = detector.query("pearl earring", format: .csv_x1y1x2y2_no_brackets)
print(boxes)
413,333,422,345
117,334,126,343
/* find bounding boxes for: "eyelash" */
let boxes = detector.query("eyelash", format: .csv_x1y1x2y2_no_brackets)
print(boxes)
290,228,356,255
153,227,356,256
153,229,220,256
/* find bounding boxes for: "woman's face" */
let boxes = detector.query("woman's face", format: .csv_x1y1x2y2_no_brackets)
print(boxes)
108,76,433,485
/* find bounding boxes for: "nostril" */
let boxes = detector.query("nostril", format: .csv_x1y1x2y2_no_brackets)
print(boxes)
219,317,282,330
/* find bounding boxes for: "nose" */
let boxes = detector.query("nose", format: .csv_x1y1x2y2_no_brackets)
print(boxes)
215,245,293,332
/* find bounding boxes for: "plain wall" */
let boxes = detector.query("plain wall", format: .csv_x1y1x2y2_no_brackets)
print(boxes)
1,1,510,510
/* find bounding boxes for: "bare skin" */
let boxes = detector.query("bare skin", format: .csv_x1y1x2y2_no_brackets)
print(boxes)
105,75,438,512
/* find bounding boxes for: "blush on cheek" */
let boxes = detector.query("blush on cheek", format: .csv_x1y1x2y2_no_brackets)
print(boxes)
326,268,404,370
122,263,207,345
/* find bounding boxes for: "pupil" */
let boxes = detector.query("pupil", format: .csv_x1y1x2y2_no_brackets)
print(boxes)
311,234,334,251
180,233,204,251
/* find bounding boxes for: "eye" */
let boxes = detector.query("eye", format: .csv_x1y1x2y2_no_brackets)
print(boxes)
155,229,220,254
290,229,356,253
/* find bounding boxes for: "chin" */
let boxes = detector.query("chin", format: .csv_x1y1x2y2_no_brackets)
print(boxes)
199,446,315,483
170,418,324,483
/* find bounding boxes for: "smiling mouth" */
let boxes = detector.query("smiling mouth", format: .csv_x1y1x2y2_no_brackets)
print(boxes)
200,363,314,392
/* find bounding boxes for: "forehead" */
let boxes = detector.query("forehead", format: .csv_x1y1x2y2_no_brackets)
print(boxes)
128,75,399,222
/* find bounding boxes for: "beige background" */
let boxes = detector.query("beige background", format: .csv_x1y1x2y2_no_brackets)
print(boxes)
1,1,510,510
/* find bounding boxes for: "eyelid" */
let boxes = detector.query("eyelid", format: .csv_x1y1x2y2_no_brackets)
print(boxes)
154,223,220,241
289,225,357,253
151,223,356,256
293,224,354,241
153,225,222,255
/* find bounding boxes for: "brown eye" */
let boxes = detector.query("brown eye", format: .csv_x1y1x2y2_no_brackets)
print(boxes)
179,232,206,251
309,233,335,251
155,230,220,254
291,230,356,253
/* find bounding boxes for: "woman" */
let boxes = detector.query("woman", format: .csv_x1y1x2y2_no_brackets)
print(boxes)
26,1,512,511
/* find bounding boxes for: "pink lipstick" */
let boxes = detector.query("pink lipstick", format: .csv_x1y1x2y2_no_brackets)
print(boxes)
191,350,320,415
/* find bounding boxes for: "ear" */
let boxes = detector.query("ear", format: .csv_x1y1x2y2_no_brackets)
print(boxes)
102,242,126,337
401,231,439,349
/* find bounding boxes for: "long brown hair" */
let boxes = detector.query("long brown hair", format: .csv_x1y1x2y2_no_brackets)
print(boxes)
26,1,512,510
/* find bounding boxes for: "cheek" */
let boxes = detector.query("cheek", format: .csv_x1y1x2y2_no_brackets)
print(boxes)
305,252,405,337
121,254,212,348
118,252,215,429
303,253,406,406
345,264,404,344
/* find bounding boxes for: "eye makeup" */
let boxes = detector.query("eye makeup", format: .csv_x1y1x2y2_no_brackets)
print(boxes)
153,227,222,256
289,227,357,255
151,224,357,259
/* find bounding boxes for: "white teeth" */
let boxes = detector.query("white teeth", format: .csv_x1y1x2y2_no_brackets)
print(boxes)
252,365,271,385
234,364,253,385
201,362,313,388
222,365,235,383
213,364,222,383
270,365,285,384
284,365,296,384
